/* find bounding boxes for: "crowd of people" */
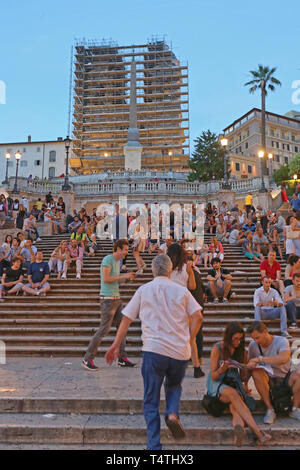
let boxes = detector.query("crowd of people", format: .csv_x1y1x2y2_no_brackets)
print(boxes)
1,189,300,449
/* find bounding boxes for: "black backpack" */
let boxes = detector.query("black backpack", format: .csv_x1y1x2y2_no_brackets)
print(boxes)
270,372,293,415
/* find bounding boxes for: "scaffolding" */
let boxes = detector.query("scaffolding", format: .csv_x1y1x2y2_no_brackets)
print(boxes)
71,38,189,174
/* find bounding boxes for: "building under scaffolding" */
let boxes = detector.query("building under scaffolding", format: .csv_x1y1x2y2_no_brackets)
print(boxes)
71,37,189,173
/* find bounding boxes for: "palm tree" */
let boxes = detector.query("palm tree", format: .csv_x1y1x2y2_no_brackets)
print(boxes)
244,65,281,178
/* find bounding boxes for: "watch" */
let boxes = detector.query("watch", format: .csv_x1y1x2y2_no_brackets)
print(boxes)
258,355,263,364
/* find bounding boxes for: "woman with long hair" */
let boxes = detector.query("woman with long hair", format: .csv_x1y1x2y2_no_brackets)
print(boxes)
167,243,204,378
206,322,271,446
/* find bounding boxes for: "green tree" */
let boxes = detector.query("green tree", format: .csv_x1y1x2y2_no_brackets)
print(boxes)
244,65,281,174
288,154,300,178
273,164,290,186
188,130,226,182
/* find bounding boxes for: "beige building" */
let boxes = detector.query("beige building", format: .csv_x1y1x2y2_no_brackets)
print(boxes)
223,108,300,178
71,38,189,173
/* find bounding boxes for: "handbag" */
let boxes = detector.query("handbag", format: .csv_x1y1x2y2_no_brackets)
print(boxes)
286,226,300,240
222,371,256,412
202,380,227,417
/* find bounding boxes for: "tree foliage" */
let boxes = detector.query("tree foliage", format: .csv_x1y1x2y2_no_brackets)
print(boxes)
288,154,300,178
188,130,226,182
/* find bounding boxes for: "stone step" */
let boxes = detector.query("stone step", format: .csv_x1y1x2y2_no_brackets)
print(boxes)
0,412,298,446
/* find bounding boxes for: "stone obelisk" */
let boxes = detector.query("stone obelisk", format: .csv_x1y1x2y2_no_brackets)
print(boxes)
124,57,142,170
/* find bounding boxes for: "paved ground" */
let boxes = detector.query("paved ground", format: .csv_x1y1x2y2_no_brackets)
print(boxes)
0,356,212,400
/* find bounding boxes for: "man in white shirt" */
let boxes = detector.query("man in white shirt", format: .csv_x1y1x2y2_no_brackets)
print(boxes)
254,276,291,338
158,237,173,254
105,254,202,450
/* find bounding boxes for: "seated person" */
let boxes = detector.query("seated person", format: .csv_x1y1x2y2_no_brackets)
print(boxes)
48,241,70,279
23,213,42,242
158,237,173,255
206,322,270,446
260,251,285,297
86,233,100,257
207,257,232,303
22,251,51,297
228,224,244,246
284,272,300,329
208,237,224,263
247,321,300,424
284,255,300,287
68,215,81,233
19,239,37,271
253,276,290,338
268,228,283,260
71,225,87,251
193,244,209,268
242,219,256,234
253,226,270,257
0,256,24,301
242,231,263,262
65,239,83,280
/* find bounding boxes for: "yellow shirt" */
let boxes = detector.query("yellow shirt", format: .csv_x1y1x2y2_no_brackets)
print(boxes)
245,195,252,206
36,201,43,210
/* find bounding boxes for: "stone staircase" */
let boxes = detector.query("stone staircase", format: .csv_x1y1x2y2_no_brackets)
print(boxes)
0,233,298,357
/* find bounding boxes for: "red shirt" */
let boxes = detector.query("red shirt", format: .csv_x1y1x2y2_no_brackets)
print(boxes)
260,260,281,280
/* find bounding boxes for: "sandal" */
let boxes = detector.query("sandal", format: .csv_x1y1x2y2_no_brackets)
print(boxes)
234,424,245,447
257,431,272,446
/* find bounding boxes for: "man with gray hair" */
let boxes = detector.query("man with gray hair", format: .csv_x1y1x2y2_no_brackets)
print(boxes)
105,254,203,450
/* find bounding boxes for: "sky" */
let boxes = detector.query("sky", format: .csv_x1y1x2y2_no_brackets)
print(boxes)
0,0,300,153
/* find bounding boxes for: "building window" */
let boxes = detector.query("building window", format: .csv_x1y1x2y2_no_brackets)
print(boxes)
49,151,56,162
284,156,289,164
295,146,299,153
235,162,240,171
34,160,41,166
23,148,26,153
245,142,248,149
20,160,28,167
275,155,280,162
37,147,41,152
276,142,279,148
248,165,252,174
7,161,13,167
49,167,55,179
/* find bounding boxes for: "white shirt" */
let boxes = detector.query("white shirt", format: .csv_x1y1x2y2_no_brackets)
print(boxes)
253,286,283,309
159,243,168,254
122,277,202,361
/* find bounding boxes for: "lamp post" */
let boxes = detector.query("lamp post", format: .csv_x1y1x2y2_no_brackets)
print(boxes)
220,137,231,189
168,151,173,172
12,150,22,194
104,153,108,173
258,150,267,192
62,136,71,191
4,152,11,185
268,153,274,186
294,174,298,193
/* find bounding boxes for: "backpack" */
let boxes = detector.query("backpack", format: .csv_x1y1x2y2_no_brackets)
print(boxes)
270,372,293,415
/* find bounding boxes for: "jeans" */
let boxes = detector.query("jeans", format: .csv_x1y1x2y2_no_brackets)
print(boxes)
254,306,287,332
285,301,300,324
25,228,40,241
84,299,125,361
141,351,188,450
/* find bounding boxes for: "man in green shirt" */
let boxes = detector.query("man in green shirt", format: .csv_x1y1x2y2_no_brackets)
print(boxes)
82,239,136,371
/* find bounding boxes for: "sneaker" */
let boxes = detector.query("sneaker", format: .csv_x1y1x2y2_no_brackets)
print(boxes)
118,357,137,368
231,292,237,297
213,298,219,304
281,331,292,339
264,408,276,425
136,269,143,275
194,367,205,378
289,323,298,330
289,408,300,421
76,273,81,280
222,297,228,303
82,359,99,371
121,265,127,272
61,273,67,279
36,238,42,242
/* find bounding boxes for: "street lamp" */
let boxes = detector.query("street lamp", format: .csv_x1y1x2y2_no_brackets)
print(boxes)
62,136,71,191
104,153,108,173
268,153,274,186
220,137,231,189
258,150,267,192
168,151,173,172
3,152,11,185
12,150,22,194
294,174,298,193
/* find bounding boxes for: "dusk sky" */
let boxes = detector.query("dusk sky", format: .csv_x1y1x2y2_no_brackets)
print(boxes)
1,0,299,152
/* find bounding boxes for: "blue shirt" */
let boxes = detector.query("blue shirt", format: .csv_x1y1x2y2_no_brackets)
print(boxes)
242,223,256,233
291,198,300,211
28,262,50,283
